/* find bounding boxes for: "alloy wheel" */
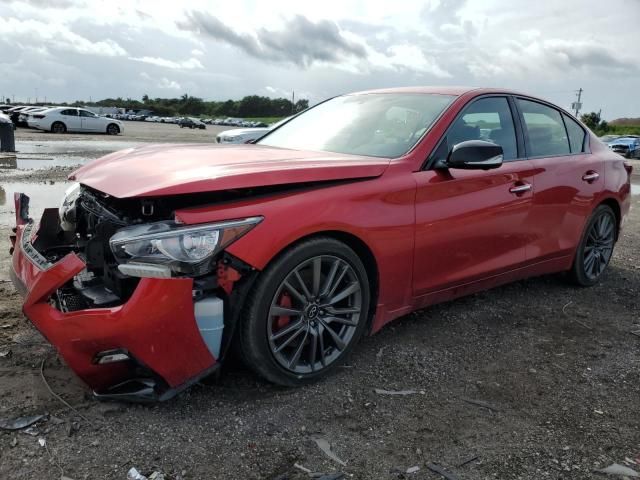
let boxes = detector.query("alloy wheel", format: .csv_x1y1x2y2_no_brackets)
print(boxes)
267,255,363,374
583,211,615,280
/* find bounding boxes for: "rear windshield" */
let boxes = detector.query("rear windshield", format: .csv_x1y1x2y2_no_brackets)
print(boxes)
258,93,455,158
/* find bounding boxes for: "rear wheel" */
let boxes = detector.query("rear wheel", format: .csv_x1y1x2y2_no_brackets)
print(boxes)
569,205,616,286
106,123,120,135
238,237,370,386
51,121,66,134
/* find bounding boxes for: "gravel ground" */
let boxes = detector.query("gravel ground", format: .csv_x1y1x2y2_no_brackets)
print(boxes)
0,129,638,479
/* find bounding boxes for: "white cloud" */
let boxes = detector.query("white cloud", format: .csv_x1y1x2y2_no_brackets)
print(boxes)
128,56,204,70
158,78,181,90
0,16,126,57
1,0,638,117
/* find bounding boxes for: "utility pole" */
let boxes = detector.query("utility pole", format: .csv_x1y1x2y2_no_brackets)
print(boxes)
291,90,295,114
572,88,583,117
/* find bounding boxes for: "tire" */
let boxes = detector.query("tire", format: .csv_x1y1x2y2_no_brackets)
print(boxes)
51,122,66,134
106,123,120,135
238,237,371,386
569,204,617,286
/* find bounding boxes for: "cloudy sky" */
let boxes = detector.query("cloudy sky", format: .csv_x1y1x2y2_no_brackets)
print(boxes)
0,0,638,119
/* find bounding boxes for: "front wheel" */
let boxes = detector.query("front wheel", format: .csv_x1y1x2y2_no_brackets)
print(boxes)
106,123,120,135
569,205,617,286
238,237,371,386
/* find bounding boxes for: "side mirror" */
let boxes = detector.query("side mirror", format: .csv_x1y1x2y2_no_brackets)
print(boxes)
439,140,503,170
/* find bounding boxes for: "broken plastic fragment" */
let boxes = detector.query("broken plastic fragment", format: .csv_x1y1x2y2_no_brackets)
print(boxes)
312,436,347,466
127,468,149,480
0,414,45,431
374,388,417,396
598,463,640,477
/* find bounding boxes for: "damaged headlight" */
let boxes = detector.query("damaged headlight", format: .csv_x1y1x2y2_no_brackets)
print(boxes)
59,182,81,231
109,217,262,277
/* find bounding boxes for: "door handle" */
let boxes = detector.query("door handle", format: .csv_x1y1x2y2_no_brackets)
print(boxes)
582,171,600,183
509,183,532,194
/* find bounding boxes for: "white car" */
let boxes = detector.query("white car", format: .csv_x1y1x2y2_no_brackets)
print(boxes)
216,117,290,144
28,107,124,135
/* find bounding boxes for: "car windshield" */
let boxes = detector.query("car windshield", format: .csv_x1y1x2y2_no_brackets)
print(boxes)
258,93,455,158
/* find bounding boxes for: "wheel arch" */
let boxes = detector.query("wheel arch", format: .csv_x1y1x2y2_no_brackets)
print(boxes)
51,121,66,132
598,197,621,240
258,229,380,334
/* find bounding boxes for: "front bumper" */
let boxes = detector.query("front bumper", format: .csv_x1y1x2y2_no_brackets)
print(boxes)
9,196,217,401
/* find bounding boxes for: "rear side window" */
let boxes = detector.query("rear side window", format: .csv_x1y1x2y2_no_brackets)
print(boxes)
517,99,570,157
563,114,586,153
431,96,518,162
61,109,77,116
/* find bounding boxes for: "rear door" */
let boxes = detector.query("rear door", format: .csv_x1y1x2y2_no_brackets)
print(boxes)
413,96,535,297
59,109,81,130
514,97,603,262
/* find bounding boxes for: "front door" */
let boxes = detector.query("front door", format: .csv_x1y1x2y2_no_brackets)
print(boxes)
413,96,534,298
79,109,103,132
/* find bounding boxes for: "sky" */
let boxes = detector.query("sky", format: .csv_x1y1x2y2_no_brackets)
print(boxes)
0,0,638,119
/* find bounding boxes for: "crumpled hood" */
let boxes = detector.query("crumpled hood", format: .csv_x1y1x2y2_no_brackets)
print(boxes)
70,143,390,198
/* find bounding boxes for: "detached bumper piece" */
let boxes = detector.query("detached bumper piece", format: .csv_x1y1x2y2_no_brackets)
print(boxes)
9,195,218,402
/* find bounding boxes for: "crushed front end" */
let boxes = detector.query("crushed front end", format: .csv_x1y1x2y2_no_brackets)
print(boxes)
9,186,260,401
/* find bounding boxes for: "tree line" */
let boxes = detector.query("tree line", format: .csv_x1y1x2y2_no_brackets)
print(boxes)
580,112,640,136
60,94,310,117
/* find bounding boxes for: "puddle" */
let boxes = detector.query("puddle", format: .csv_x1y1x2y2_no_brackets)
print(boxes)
632,184,639,196
4,140,143,169
0,181,69,228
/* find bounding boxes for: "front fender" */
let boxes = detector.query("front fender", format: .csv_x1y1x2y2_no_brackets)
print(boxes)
175,172,418,331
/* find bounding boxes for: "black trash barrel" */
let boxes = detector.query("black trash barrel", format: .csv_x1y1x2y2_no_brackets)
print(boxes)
0,121,16,152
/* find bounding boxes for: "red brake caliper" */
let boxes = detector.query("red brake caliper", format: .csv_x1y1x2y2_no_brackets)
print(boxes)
276,292,292,330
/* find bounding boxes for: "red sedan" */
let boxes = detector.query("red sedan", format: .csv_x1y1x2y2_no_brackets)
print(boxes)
9,87,632,401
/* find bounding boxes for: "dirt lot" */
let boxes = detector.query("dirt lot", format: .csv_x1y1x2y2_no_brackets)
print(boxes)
0,127,639,479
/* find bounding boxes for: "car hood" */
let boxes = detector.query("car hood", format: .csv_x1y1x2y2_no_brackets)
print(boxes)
70,143,390,198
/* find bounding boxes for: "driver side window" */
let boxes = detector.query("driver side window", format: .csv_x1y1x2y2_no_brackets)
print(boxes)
431,97,518,163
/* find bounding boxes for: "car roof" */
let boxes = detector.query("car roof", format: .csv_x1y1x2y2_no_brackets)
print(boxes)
349,86,528,97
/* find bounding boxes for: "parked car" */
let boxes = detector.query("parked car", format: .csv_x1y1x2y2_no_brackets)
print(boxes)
19,107,49,127
605,136,640,158
178,117,206,129
216,117,291,144
0,111,14,129
9,87,632,401
27,107,123,134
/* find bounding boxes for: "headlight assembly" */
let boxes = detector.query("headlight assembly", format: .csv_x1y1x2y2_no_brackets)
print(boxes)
59,182,81,231
109,217,262,277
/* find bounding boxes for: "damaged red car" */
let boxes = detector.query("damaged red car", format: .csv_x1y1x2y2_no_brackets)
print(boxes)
9,87,632,401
